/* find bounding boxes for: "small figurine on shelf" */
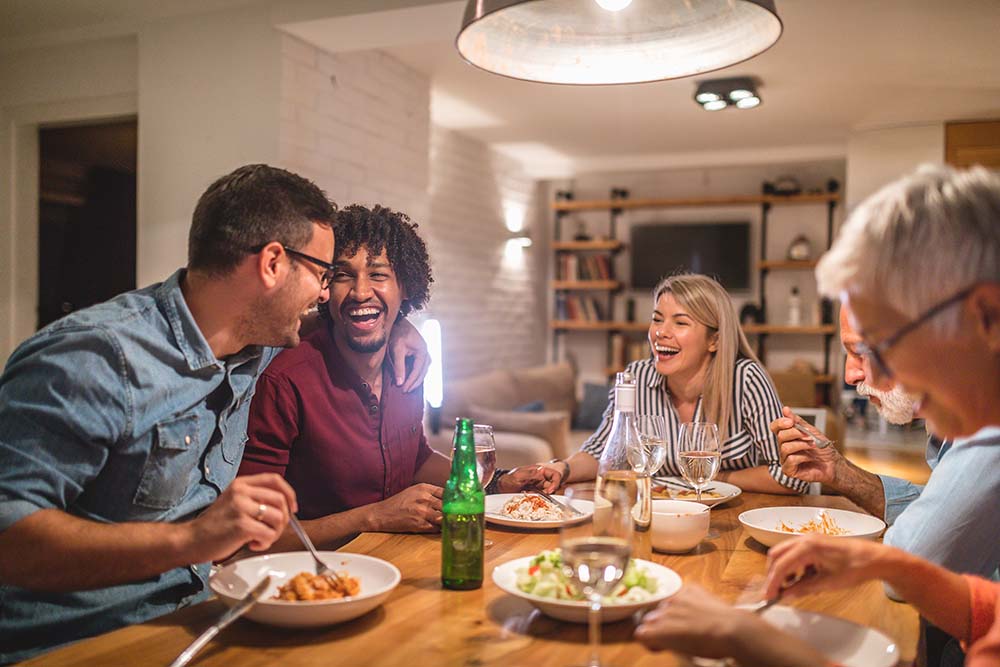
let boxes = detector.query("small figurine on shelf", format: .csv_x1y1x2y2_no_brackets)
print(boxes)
573,220,591,241
786,234,813,261
739,303,764,325
787,286,802,326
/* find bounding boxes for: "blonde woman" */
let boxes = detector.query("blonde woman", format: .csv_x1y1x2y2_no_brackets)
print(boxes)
542,273,805,494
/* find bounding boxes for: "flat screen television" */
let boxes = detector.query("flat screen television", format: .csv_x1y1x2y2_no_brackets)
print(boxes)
630,222,751,290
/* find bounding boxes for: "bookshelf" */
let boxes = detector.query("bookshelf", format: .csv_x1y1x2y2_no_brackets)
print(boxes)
550,188,841,403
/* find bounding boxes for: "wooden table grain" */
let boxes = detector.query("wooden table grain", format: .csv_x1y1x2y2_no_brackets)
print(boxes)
24,493,919,666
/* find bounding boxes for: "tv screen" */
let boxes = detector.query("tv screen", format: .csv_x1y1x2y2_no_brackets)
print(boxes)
630,222,751,290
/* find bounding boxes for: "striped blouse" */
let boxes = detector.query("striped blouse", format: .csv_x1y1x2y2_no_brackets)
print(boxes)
581,356,807,493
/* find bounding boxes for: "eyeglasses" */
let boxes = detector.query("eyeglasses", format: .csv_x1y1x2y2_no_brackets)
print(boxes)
250,244,335,290
854,285,975,381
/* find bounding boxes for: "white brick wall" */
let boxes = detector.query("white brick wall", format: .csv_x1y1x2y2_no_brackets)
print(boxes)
428,127,547,382
278,35,547,382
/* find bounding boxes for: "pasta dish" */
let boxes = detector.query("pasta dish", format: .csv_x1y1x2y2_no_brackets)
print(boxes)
500,493,563,521
273,571,361,601
776,511,849,536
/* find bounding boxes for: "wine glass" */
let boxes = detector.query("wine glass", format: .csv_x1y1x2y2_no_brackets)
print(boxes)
677,421,721,503
628,415,667,477
560,484,633,667
473,424,497,548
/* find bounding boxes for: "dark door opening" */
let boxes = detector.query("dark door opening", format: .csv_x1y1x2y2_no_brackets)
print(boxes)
38,118,137,329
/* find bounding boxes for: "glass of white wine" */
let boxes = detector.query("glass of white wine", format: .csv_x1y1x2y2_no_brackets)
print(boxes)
560,483,633,667
677,421,721,503
472,424,497,548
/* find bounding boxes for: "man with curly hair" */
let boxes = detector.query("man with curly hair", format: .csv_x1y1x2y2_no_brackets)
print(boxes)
238,205,454,548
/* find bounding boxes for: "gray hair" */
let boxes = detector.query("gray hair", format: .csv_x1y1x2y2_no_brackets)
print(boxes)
816,164,1000,335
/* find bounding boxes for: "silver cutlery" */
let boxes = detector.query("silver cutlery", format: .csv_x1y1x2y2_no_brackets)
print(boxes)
288,514,348,588
791,414,834,449
168,574,271,667
534,490,585,518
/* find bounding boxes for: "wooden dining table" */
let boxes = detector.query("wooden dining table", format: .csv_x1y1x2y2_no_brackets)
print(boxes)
25,492,919,666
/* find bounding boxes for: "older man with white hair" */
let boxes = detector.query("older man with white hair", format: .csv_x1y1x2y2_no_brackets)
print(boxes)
634,164,1000,667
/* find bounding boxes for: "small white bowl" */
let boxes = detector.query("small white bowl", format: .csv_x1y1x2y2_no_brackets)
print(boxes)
210,551,401,628
738,507,886,548
650,500,710,553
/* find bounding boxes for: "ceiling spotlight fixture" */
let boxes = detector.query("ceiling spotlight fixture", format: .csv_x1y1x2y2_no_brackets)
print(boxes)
456,0,782,85
694,77,762,111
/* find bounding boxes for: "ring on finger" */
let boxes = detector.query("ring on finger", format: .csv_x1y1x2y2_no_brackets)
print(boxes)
255,503,268,521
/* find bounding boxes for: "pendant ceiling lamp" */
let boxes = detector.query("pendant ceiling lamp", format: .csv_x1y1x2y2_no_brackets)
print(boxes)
456,0,782,85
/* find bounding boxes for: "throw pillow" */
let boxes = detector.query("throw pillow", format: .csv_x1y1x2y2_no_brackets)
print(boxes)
513,400,545,413
468,404,571,460
572,382,611,431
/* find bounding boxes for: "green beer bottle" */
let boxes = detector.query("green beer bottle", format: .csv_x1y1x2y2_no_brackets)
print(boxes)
441,417,485,590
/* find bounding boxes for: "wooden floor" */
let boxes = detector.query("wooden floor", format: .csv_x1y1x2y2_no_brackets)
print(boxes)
843,424,932,485
843,446,931,485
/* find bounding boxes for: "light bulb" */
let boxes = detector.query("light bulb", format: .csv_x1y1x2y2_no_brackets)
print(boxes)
695,92,722,103
703,99,728,111
729,88,754,101
736,96,761,109
595,0,633,11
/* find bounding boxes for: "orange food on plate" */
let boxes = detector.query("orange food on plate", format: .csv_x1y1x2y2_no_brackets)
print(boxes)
651,485,722,500
776,511,849,536
273,571,361,601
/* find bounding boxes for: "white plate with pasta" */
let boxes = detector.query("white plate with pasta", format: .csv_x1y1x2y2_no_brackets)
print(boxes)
485,493,594,528
738,506,886,548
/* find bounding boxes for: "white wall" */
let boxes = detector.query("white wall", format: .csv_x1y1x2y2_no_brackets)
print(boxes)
845,123,945,211
137,6,283,284
274,35,546,381
544,160,846,387
0,36,139,363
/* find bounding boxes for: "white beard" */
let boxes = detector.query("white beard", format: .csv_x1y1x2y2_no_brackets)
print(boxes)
856,381,919,425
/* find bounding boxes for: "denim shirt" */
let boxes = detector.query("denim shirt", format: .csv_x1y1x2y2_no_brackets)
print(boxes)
0,270,278,664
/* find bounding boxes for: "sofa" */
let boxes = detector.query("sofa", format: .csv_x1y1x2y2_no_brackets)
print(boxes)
425,361,600,469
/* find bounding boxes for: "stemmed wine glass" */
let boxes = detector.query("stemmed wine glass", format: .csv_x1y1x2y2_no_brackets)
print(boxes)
472,424,497,548
628,415,668,477
560,484,633,667
677,421,721,502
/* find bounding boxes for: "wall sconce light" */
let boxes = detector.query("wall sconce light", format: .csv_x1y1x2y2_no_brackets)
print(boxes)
456,0,782,85
694,76,761,111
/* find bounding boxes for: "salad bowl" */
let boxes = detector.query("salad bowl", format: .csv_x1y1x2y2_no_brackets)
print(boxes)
491,553,681,623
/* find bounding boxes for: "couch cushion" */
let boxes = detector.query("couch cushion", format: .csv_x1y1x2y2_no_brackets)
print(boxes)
572,381,610,431
441,368,519,424
509,362,577,415
468,404,571,460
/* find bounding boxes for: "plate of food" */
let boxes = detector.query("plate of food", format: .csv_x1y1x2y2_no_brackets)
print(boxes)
485,493,594,528
745,604,899,667
492,549,681,623
651,477,741,508
210,551,401,628
738,507,886,548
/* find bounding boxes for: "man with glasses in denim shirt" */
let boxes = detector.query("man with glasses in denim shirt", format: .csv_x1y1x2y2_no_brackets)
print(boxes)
0,165,428,663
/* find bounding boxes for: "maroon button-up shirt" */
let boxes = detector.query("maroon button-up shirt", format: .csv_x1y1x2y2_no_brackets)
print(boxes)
239,323,432,520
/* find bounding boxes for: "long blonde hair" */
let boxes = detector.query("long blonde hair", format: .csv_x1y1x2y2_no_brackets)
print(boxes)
653,273,764,441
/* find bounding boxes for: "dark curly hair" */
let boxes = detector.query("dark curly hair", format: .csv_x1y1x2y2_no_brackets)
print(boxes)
324,204,432,319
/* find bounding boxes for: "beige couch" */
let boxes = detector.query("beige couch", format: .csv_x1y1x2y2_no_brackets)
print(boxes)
425,361,596,468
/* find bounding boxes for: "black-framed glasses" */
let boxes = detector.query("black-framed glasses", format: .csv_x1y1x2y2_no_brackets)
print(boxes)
250,244,335,289
854,285,975,380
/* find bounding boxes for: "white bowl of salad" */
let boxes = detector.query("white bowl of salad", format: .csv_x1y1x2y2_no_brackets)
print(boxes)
491,549,682,623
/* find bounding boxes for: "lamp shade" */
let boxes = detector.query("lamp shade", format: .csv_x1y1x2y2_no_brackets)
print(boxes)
456,0,782,85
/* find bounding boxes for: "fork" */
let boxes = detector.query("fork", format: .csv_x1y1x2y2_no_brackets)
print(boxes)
533,489,584,518
288,514,348,589
791,414,834,449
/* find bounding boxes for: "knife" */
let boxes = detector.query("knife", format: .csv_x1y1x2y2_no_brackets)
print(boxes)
168,574,271,667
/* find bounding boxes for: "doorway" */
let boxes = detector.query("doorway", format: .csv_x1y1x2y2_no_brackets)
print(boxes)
37,119,137,329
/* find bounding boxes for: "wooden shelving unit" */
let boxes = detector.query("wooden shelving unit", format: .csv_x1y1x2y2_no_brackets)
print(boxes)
743,324,837,335
550,188,842,404
551,280,622,291
757,260,818,271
